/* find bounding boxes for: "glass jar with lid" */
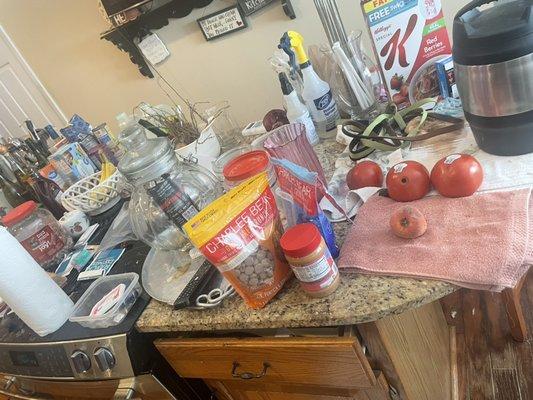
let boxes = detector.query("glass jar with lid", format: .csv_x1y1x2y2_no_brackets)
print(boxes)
1,201,72,270
117,124,222,251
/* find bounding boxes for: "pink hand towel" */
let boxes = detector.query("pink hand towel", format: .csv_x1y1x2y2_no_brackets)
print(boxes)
338,188,532,291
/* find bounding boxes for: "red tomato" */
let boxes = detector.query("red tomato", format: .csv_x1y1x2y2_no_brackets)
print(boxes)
386,161,431,202
346,160,383,190
430,154,483,198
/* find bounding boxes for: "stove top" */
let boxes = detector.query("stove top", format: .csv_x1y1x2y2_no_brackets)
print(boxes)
0,242,151,344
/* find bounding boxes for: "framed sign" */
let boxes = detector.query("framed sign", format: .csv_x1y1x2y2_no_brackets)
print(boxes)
237,0,275,16
197,5,248,41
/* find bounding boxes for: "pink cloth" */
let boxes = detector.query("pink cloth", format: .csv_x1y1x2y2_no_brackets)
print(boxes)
338,188,532,291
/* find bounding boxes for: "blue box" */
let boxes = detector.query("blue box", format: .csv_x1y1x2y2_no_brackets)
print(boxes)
436,56,459,99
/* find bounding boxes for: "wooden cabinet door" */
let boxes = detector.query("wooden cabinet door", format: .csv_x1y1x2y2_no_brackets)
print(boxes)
208,373,391,400
155,336,376,391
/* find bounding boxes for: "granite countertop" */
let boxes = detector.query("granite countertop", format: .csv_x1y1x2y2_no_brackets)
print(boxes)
136,139,456,333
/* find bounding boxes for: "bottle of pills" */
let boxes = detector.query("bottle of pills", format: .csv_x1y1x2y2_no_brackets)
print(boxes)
280,223,340,297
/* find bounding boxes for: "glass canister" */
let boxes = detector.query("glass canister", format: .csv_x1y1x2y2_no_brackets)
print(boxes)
1,201,72,270
222,150,277,190
199,101,242,152
117,124,222,250
264,123,326,184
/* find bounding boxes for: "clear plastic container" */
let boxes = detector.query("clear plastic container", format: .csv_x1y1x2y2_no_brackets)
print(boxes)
222,150,277,190
212,145,251,181
2,201,72,269
69,273,141,329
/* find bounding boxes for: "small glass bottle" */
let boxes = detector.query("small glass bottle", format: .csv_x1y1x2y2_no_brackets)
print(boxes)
0,173,29,208
1,153,37,201
28,170,66,219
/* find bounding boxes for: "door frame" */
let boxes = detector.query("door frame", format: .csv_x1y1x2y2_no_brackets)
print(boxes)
0,24,68,127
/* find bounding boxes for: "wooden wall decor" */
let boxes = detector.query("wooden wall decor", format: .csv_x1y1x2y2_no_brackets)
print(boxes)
237,0,276,15
100,0,214,78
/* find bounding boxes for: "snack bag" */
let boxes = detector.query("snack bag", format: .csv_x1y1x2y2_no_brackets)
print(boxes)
271,158,339,258
184,173,292,309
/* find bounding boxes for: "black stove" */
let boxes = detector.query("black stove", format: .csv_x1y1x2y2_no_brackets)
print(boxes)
0,241,156,380
0,202,210,399
0,243,151,345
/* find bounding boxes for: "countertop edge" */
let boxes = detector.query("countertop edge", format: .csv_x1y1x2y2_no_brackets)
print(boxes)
136,284,457,333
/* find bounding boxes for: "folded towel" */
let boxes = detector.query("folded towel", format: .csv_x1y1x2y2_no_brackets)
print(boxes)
338,188,532,291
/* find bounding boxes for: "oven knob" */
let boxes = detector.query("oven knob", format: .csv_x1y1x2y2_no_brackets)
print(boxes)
94,347,116,371
70,350,91,373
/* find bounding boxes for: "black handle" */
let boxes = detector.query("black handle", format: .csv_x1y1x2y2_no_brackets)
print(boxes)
231,362,270,380
455,0,496,20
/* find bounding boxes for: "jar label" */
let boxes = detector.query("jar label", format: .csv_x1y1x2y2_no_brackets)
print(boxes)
290,253,335,283
20,225,65,265
302,265,338,292
147,175,199,230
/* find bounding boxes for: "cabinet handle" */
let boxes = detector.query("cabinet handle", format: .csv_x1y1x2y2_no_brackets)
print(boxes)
231,362,270,380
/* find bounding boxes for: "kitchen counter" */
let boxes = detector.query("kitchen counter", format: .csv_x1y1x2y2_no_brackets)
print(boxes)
137,139,456,333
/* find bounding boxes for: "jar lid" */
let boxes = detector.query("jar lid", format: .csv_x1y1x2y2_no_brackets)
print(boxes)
117,124,178,185
2,201,38,227
453,0,533,65
223,150,270,182
280,223,322,259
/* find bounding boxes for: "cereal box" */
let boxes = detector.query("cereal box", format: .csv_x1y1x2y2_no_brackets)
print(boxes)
361,0,452,107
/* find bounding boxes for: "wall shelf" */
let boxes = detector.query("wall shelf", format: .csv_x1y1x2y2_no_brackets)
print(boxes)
100,0,214,78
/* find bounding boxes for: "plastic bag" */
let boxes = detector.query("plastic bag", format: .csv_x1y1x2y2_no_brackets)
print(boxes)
98,202,138,251
271,158,340,258
184,173,292,309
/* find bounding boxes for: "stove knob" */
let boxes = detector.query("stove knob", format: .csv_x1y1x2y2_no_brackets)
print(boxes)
94,347,116,371
70,350,91,374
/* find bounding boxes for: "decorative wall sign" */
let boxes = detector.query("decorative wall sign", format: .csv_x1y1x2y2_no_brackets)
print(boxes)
197,5,248,41
237,0,275,15
138,33,170,65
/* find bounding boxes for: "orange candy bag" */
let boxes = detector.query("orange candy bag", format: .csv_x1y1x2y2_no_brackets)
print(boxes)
183,173,292,309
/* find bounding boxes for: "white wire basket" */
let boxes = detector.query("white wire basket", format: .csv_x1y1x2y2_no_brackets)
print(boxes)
61,170,123,215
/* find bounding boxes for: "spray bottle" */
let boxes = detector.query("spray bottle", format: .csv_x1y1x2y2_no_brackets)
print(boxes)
279,31,339,137
279,72,319,145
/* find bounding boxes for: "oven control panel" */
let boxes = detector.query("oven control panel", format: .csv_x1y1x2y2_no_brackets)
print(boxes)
0,334,134,380
0,345,72,378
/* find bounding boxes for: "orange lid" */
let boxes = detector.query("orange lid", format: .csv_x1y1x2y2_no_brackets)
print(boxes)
223,150,270,182
280,223,322,259
2,201,38,227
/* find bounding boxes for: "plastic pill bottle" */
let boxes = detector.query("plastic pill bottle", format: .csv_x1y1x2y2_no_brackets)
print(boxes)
280,223,340,297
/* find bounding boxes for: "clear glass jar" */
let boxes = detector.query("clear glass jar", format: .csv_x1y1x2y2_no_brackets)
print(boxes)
198,101,242,152
311,30,384,120
2,201,72,269
118,124,222,251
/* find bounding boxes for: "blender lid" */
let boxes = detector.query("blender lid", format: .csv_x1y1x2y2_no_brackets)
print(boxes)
453,0,533,66
117,124,177,184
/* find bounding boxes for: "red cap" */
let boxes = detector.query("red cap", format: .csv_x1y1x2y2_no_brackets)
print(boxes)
223,150,270,182
2,201,38,227
280,223,322,258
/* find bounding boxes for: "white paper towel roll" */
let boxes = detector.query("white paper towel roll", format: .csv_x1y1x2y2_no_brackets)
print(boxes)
0,227,73,336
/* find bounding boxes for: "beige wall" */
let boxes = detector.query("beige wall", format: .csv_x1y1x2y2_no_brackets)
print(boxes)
0,0,468,133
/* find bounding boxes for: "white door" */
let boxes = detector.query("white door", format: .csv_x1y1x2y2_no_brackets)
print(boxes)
0,25,67,140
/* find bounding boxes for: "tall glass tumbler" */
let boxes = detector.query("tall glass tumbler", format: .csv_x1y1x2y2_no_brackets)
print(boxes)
263,123,326,184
